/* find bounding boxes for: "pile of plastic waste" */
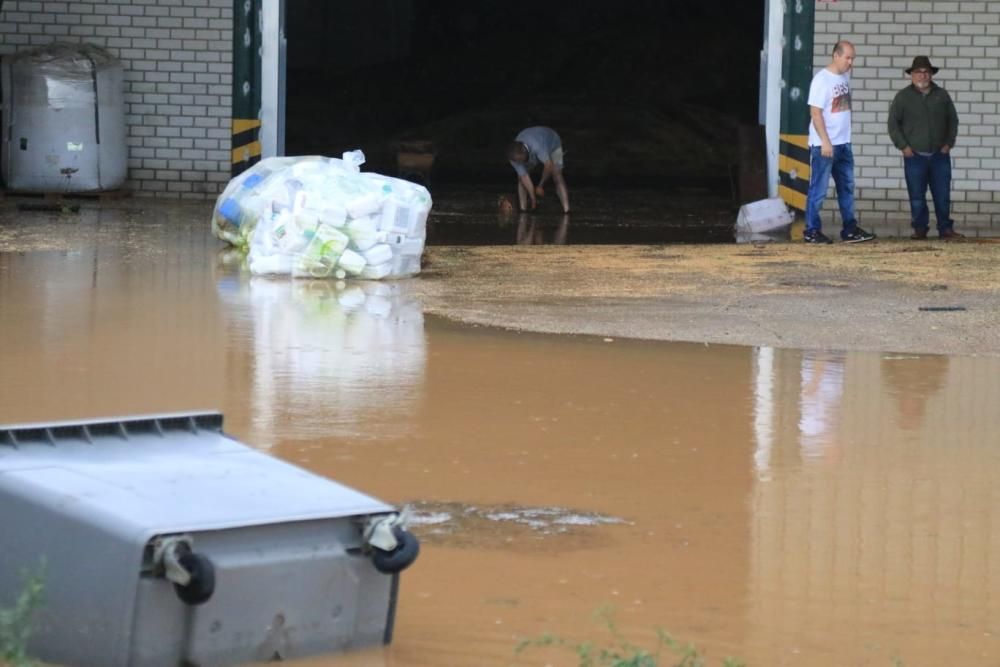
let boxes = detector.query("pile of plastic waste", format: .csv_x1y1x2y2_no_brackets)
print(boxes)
211,151,432,279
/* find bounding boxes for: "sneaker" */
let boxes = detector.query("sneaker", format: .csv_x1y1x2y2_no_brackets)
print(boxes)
939,228,965,240
841,226,876,243
910,228,928,240
803,230,833,244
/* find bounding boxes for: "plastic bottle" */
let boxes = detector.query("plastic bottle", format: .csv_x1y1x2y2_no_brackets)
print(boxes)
249,254,293,275
379,200,401,232
273,210,309,255
337,248,367,275
342,150,366,172
360,262,392,280
397,238,424,257
346,192,382,219
346,217,379,251
320,205,347,228
362,243,393,266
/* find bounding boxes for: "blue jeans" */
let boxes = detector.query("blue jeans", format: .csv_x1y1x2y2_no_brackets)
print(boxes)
903,151,952,231
805,144,857,233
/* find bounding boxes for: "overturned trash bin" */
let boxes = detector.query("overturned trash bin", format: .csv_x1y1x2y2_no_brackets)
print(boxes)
0,412,419,667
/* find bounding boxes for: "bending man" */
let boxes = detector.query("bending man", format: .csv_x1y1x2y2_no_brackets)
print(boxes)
506,126,570,213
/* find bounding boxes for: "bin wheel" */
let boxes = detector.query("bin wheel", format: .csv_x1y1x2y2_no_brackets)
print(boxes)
173,552,216,605
372,527,420,574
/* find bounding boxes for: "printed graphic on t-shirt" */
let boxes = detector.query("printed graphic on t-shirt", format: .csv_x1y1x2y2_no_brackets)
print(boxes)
831,82,851,113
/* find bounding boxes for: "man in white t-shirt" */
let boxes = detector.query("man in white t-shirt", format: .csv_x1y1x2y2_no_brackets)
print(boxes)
803,40,876,244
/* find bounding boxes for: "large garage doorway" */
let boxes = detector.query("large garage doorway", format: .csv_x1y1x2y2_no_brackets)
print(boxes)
284,0,764,193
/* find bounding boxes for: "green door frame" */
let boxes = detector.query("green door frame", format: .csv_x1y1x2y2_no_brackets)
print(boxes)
232,0,263,176
778,0,815,212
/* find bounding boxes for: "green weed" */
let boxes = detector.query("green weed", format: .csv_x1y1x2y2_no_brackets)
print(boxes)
515,606,744,667
0,566,45,667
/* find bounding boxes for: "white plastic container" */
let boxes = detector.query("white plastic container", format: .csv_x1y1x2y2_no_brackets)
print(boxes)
360,262,392,280
337,248,367,275
734,198,794,235
1,42,127,192
346,217,379,251
363,244,393,266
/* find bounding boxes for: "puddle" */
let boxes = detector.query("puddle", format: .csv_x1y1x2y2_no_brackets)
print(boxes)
426,186,736,245
2,208,1000,666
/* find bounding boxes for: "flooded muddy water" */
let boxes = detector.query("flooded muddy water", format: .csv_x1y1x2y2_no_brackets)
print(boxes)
425,186,736,245
2,210,1000,666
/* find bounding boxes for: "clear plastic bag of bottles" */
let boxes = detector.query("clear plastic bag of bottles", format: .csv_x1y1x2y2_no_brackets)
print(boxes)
211,151,431,279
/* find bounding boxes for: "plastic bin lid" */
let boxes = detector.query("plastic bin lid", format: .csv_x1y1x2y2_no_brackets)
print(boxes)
0,412,394,539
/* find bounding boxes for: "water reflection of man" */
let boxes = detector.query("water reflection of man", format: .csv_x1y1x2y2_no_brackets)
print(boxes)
881,355,949,431
798,350,846,462
516,213,569,245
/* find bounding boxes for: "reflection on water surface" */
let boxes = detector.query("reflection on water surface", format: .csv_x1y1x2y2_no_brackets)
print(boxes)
2,208,1000,666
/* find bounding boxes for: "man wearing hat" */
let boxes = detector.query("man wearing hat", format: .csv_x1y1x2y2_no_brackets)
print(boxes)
888,56,963,239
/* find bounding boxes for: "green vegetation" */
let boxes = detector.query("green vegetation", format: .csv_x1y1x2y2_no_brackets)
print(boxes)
515,606,913,666
0,568,44,667
515,606,744,667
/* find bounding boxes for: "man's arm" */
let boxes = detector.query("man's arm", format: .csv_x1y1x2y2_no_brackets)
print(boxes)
518,173,537,209
887,94,913,157
810,106,834,157
943,91,959,153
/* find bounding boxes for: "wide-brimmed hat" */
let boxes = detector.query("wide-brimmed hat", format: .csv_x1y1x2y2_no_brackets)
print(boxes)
905,56,939,74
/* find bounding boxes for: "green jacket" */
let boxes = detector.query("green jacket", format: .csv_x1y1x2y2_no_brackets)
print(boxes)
887,83,958,153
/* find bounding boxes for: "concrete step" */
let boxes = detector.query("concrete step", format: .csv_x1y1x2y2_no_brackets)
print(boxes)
789,219,1000,240
864,221,1000,239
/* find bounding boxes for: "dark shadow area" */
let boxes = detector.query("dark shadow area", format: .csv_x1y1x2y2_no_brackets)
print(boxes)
286,0,765,196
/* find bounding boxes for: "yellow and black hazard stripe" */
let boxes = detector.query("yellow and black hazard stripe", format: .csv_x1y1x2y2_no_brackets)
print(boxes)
778,133,810,212
231,118,262,176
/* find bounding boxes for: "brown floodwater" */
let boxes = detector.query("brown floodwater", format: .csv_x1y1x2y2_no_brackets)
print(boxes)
2,205,1000,666
425,186,735,245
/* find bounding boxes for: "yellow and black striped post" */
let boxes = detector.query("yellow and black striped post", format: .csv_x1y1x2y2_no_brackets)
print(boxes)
779,133,809,212
778,0,815,213
232,118,262,169
232,0,262,177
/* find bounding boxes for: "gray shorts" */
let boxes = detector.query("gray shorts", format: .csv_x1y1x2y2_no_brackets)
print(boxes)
551,147,565,169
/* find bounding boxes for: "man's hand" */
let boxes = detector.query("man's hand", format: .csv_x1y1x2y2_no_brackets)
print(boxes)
902,147,914,158
941,144,951,154
535,185,545,198
821,140,834,158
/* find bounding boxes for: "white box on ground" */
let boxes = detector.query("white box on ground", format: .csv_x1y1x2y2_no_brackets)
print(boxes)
735,197,794,234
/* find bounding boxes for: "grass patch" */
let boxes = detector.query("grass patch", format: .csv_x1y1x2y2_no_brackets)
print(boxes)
516,606,744,667
0,566,45,667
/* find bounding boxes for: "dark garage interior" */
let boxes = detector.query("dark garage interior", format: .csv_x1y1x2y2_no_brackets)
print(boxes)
285,0,766,195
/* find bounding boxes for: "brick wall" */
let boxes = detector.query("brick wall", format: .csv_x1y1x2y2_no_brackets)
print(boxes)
814,1,1000,235
0,0,233,198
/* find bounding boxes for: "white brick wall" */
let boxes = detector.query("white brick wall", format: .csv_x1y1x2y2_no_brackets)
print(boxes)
0,0,233,198
815,1,1000,232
